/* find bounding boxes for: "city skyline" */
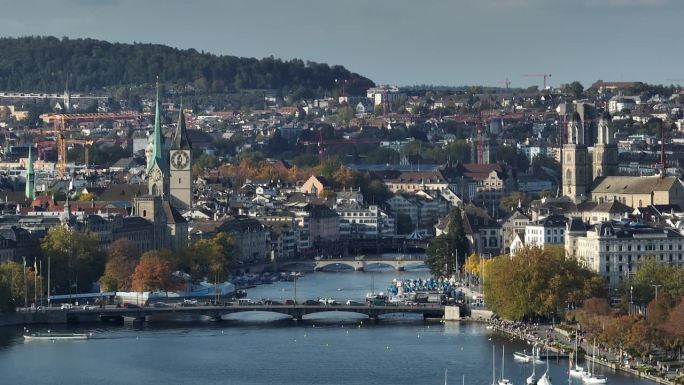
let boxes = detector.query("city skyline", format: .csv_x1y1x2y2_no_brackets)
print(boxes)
1,0,683,88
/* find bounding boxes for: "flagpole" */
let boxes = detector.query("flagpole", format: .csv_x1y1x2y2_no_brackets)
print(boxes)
22,256,27,308
47,255,51,307
34,258,37,307
39,259,43,305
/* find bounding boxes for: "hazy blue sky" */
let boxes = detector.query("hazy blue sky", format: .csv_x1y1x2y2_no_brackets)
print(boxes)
0,0,682,87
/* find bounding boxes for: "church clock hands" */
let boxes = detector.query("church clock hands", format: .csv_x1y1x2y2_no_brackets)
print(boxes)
171,151,189,169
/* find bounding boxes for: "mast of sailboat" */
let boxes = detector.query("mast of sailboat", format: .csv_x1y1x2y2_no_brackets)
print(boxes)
501,345,505,381
492,345,496,385
444,368,447,385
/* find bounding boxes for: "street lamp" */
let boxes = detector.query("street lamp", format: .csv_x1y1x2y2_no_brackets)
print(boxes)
629,286,633,315
651,284,662,300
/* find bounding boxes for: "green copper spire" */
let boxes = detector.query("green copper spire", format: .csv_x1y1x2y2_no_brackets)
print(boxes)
25,146,35,200
148,78,165,173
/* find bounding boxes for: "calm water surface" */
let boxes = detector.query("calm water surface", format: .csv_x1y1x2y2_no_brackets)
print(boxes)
0,270,653,385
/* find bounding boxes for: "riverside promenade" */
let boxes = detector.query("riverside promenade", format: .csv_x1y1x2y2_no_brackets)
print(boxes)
490,320,678,385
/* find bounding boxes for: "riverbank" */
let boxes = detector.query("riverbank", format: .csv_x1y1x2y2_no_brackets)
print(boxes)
0,310,70,327
491,320,678,385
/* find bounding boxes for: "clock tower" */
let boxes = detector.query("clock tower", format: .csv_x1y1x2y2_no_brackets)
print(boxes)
169,107,193,210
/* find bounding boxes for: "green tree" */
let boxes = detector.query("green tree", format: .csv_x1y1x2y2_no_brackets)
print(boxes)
396,214,414,235
561,81,585,99
426,208,469,277
499,192,528,212
40,226,103,294
498,146,529,173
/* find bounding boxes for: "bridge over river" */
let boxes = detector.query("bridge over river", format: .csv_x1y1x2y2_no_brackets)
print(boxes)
57,303,449,323
279,256,428,272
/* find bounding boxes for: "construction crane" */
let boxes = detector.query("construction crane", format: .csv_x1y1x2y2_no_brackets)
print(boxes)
64,139,95,170
523,73,552,89
52,111,145,177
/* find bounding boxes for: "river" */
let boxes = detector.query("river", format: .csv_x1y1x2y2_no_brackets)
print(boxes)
0,270,654,385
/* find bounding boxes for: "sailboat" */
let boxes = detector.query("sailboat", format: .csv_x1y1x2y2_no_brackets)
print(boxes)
582,340,607,384
537,345,552,385
570,333,587,377
498,345,513,385
526,352,538,385
444,368,448,385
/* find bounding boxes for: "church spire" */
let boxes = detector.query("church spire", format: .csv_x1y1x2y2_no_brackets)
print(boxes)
171,98,192,150
148,78,165,173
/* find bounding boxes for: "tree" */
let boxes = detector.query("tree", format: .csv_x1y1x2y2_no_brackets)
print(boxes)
176,232,237,283
40,226,103,294
561,81,585,99
337,106,354,124
499,192,528,212
131,251,176,292
485,246,606,320
396,214,414,235
99,239,139,291
662,300,684,349
77,192,97,202
426,208,469,277
498,146,529,173
464,253,481,275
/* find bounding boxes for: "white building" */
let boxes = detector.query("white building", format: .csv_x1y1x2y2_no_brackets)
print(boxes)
523,215,567,248
566,220,684,286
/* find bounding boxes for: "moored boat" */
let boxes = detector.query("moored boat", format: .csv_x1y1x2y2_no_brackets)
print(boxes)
24,332,90,341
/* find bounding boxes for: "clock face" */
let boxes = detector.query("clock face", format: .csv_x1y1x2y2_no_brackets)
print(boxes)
149,168,162,182
171,151,189,169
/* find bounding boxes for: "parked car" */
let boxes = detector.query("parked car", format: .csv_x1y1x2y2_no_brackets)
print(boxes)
152,302,169,308
303,300,319,306
60,304,74,310
284,299,295,305
123,303,139,309
82,305,98,310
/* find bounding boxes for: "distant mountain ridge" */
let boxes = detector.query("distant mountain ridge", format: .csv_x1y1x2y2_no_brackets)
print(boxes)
0,36,374,97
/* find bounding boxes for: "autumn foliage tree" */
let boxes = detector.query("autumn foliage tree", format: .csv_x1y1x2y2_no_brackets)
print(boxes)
99,239,139,291
484,246,606,321
131,251,176,292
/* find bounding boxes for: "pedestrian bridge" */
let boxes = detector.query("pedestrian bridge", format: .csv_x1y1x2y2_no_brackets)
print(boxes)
65,304,446,323
279,257,427,272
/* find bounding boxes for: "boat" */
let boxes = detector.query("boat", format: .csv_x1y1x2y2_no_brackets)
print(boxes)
582,339,607,384
537,346,552,385
570,333,587,377
498,345,513,385
526,358,537,385
24,332,90,341
514,344,544,364
444,368,448,385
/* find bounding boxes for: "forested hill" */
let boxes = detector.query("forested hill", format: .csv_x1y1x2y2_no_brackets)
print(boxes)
0,36,374,96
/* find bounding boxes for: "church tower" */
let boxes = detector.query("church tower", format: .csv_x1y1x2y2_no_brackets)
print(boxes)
592,111,618,181
25,146,35,200
147,81,167,198
563,112,590,202
169,106,193,210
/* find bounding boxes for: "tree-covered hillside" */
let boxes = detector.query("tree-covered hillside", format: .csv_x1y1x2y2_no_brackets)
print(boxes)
0,36,374,97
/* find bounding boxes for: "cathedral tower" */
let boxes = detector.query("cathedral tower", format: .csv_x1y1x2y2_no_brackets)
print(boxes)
169,106,193,210
563,112,590,202
592,111,618,181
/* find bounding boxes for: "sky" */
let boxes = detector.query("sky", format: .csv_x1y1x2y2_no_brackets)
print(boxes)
0,0,683,88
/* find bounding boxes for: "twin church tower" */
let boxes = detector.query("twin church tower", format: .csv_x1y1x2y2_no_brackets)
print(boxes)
562,111,618,202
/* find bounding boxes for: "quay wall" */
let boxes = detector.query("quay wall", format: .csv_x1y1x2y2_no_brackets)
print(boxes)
0,311,68,327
